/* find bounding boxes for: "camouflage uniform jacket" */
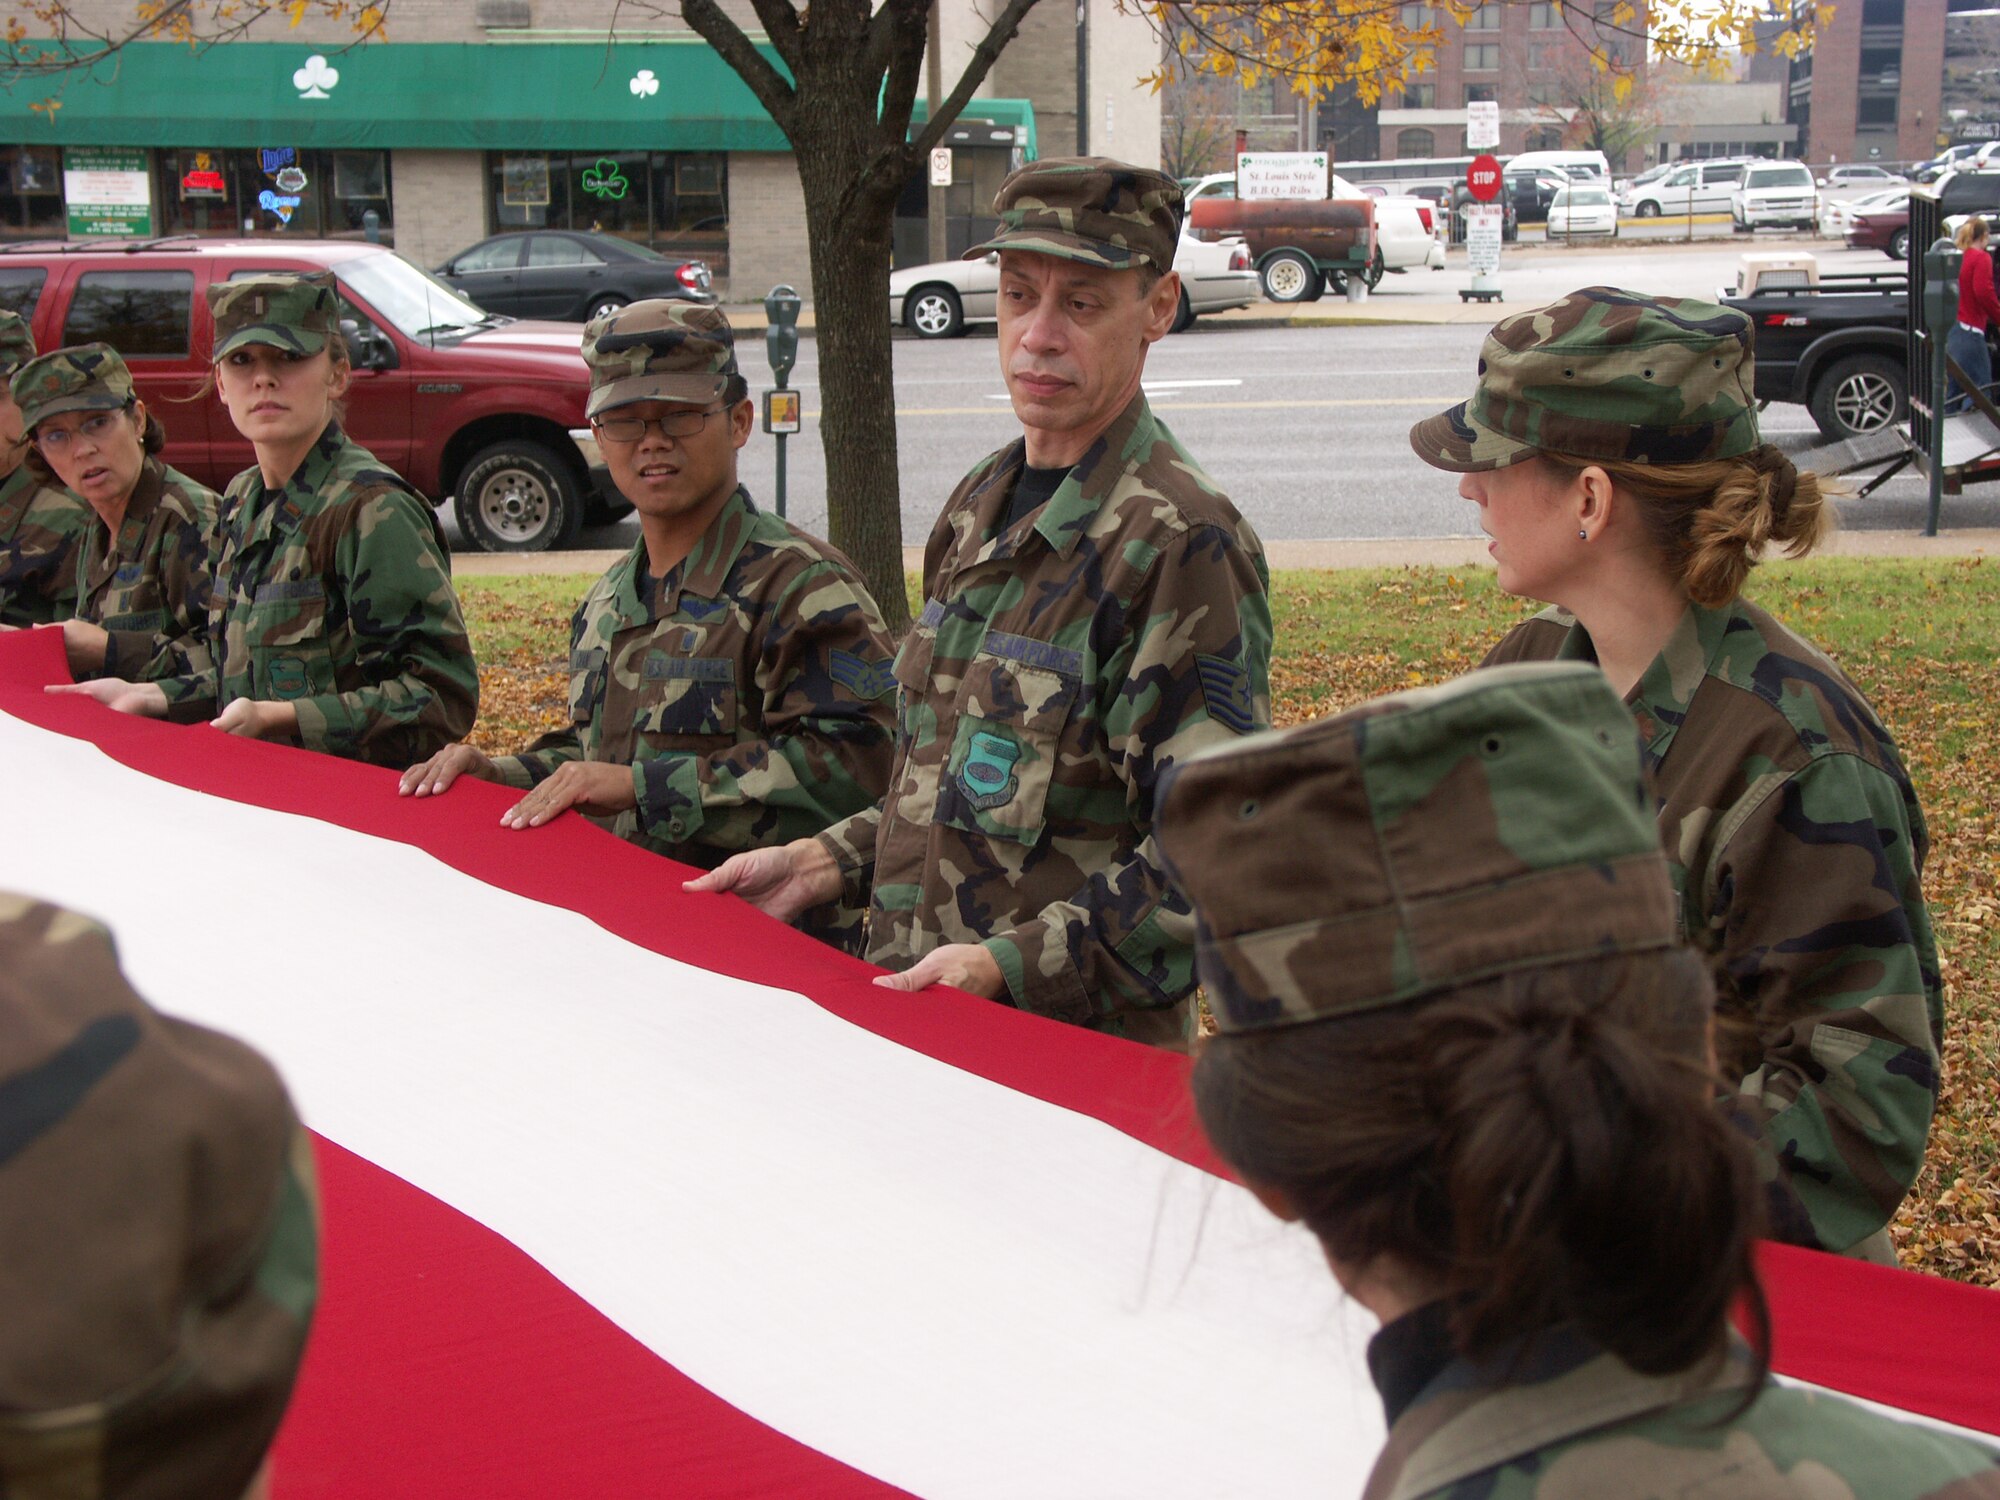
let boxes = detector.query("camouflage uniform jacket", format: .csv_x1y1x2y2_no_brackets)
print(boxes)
1365,1324,2000,1500
0,461,89,626
71,456,220,683
817,392,1273,1045
1485,599,1940,1256
490,487,896,872
160,423,477,768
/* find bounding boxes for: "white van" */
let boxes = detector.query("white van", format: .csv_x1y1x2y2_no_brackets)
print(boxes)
1504,149,1611,183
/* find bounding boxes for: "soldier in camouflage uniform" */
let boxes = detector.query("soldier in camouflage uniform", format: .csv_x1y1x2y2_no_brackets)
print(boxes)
692,158,1272,1047
12,343,220,684
0,891,317,1498
400,301,895,896
1156,665,2000,1500
1407,288,1940,1260
52,272,478,767
0,310,90,626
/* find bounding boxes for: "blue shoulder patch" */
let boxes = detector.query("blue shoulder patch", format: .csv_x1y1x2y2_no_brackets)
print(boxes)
1196,653,1255,734
829,648,895,700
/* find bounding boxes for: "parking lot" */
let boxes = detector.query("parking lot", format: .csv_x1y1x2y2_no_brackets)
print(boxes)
467,235,2000,556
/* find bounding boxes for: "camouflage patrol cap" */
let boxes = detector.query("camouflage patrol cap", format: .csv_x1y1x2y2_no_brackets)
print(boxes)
0,893,317,1495
0,309,36,381
1155,663,1678,1033
964,156,1183,274
10,343,135,434
1409,287,1762,473
581,298,737,419
207,269,341,360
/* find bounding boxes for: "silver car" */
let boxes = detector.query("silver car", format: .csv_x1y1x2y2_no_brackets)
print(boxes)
889,231,1259,338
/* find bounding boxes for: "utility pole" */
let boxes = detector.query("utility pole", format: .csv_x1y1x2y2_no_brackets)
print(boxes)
927,0,948,264
1075,0,1089,155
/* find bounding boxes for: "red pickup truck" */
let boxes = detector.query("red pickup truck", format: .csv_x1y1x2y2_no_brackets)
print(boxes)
0,236,623,551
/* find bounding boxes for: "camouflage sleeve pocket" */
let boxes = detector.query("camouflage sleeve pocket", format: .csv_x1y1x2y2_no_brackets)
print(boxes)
935,654,1077,847
246,582,332,702
891,625,936,744
565,647,607,726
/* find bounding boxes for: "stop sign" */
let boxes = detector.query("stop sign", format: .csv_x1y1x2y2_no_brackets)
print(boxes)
1467,154,1502,202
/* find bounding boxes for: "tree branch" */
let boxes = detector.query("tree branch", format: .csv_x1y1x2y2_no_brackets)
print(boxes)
875,0,930,147
908,0,1043,159
678,0,797,133
742,0,806,68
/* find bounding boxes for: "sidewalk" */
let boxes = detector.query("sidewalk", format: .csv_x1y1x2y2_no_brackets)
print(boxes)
455,528,2000,579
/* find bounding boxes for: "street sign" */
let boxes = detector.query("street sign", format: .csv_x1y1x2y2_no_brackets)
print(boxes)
1466,100,1500,152
1236,152,1329,202
1466,204,1504,275
762,389,802,435
1467,154,1502,203
929,147,953,188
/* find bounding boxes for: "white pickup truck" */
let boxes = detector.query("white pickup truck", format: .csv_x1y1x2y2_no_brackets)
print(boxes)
1184,171,1446,298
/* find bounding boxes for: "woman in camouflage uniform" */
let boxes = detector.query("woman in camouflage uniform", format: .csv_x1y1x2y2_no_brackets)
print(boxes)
1155,664,2000,1500
1409,287,1938,1264
52,272,476,767
12,343,219,687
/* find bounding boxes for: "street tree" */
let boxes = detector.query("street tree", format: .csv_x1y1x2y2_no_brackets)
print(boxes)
4,0,1827,628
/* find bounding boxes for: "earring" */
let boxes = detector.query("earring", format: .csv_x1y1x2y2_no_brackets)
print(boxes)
1578,528,1588,540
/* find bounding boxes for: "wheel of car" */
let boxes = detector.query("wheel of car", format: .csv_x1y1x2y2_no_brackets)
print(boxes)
1171,290,1196,333
1890,227,1911,261
1362,249,1386,291
1325,270,1349,297
1260,251,1321,303
585,294,630,322
907,285,964,339
1636,201,1660,219
1809,353,1907,441
454,440,585,553
1733,218,1751,234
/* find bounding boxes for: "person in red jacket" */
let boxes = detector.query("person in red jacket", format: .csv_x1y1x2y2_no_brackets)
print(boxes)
1948,216,2000,411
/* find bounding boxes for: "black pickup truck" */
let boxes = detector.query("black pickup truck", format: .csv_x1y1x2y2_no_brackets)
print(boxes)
1723,270,1911,442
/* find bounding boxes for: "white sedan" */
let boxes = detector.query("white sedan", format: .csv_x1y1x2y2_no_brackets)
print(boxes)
1819,185,1907,239
890,231,1260,338
1547,186,1618,238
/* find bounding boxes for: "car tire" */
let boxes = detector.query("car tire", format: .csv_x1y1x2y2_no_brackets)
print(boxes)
1809,353,1907,441
454,440,585,553
1890,227,1911,261
1733,218,1750,234
1363,249,1386,291
585,294,629,322
1260,251,1321,303
906,285,964,339
1636,201,1660,218
1171,290,1196,333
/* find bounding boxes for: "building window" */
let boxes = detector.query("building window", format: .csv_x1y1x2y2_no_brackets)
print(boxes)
488,152,729,269
1466,7,1501,26
153,148,392,241
1464,43,1500,69
1527,82,1565,106
1398,128,1438,158
1396,82,1437,108
1860,0,1903,24
1525,125,1566,150
1858,96,1899,125
0,147,64,239
1400,3,1430,25
1466,82,1498,103
1529,42,1559,70
1529,1,1559,25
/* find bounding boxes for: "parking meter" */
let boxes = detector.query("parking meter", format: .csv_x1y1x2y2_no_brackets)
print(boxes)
764,284,801,388
1922,237,1963,536
762,284,803,517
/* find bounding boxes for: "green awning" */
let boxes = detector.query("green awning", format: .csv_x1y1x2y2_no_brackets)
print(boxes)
0,39,793,151
910,97,1037,161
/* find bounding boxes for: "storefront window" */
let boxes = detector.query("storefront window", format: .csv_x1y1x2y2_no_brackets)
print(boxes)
0,147,66,238
490,152,727,270
155,148,393,242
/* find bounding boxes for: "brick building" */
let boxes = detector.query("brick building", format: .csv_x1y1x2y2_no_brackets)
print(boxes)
1787,0,1949,164
0,0,1160,295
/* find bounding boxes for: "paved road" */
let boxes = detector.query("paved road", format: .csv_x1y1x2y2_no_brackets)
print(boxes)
453,240,1993,555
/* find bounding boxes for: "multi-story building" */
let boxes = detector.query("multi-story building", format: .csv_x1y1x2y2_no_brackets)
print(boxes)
1787,0,1948,163
1941,4,2000,147
0,0,1160,293
1376,0,1648,169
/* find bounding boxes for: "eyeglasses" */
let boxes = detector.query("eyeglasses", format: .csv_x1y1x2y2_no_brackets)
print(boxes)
592,407,725,444
34,409,126,455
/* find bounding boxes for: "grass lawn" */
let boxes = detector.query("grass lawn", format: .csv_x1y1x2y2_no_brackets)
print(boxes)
458,555,2000,1284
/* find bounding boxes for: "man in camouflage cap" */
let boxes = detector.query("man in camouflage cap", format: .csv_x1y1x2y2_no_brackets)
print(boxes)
0,892,316,1498
209,269,342,359
693,158,1271,1047
0,309,91,626
1408,285,1760,473
1155,662,1677,1032
401,300,895,937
